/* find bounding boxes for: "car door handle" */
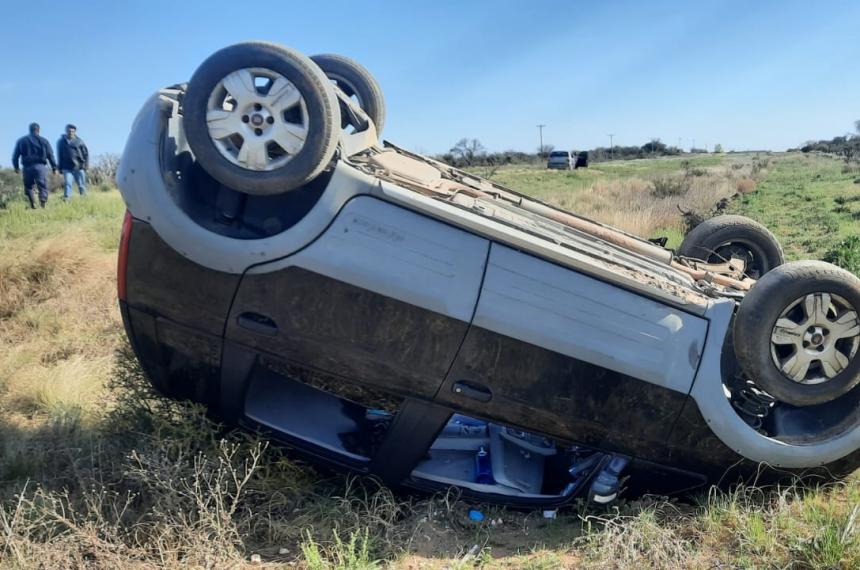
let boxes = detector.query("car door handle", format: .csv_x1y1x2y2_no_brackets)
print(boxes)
236,312,279,336
452,380,492,403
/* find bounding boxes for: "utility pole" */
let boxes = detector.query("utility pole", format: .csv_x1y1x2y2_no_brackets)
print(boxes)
537,124,546,156
677,137,682,152
608,134,615,160
692,138,696,152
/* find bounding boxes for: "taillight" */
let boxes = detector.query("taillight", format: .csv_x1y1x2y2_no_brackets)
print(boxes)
117,210,133,301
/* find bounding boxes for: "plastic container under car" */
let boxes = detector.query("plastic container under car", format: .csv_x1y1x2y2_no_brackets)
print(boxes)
411,415,611,500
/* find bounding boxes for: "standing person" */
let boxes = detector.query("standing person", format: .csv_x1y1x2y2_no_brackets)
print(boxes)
57,124,89,199
11,123,57,209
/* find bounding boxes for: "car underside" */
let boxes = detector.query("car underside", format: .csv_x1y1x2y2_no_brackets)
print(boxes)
115,42,860,507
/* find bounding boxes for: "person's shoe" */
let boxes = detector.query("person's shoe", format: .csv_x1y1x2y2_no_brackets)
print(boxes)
39,200,47,209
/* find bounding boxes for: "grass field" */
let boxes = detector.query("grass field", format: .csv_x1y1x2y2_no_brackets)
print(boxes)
1,154,859,568
478,153,762,247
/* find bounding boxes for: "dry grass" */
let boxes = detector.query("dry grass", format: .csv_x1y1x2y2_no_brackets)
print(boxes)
0,229,120,425
491,156,764,246
736,177,757,194
569,170,738,237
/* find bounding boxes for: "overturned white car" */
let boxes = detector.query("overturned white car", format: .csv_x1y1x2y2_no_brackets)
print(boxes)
115,42,860,505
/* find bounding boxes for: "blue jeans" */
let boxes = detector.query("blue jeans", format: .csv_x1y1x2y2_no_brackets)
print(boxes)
63,169,87,198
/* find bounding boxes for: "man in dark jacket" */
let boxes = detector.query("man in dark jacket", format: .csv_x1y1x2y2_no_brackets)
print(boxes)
57,124,89,199
11,123,57,209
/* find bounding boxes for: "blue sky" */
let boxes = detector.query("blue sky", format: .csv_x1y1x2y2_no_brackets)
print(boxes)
2,0,858,164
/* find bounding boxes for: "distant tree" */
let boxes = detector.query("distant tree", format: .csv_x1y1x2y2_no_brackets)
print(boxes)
88,153,121,187
855,119,860,135
641,138,667,155
449,138,486,166
714,143,724,153
537,144,555,158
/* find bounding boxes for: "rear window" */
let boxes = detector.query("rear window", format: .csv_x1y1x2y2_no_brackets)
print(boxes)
549,151,569,158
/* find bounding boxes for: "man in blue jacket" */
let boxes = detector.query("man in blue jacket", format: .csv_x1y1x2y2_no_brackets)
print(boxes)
11,123,58,209
57,124,89,199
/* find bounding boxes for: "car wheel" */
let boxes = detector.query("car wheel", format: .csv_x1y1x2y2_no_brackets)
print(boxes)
183,42,340,196
734,261,860,406
678,215,784,279
310,53,386,135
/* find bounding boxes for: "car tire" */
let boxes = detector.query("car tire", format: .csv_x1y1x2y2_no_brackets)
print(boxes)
678,215,784,279
184,41,340,196
734,260,860,406
310,53,386,135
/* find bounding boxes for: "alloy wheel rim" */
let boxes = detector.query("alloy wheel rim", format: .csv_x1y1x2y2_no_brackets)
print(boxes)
769,292,860,385
206,67,309,171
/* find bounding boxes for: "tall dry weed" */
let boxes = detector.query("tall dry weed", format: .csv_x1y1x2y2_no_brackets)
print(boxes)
559,167,742,237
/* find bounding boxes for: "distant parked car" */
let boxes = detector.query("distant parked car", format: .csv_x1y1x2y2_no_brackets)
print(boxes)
546,150,574,170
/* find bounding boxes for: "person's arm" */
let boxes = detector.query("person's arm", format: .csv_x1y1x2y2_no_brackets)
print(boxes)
81,142,89,170
56,139,62,172
11,140,20,173
45,139,57,171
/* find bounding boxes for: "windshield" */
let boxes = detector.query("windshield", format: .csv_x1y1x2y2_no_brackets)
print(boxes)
549,151,569,158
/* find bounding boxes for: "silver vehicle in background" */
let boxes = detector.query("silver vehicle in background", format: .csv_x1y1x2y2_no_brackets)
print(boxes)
546,150,575,170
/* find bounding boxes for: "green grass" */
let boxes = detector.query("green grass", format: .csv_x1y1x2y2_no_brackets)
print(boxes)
483,154,726,203
0,188,125,249
729,154,860,261
301,528,380,570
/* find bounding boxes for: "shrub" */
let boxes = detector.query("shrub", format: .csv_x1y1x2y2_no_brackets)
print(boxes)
88,153,121,187
681,160,707,177
842,163,860,176
823,236,860,276
650,177,688,198
835,195,860,206
750,157,770,177
0,169,21,208
736,178,757,194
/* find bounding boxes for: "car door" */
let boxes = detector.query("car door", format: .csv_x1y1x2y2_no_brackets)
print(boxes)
435,243,709,455
225,195,490,400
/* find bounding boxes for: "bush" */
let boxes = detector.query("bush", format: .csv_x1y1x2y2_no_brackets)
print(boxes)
650,177,688,198
751,156,771,177
823,236,860,276
842,163,860,176
0,169,21,208
834,195,860,205
681,160,707,177
736,178,757,194
88,153,120,187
